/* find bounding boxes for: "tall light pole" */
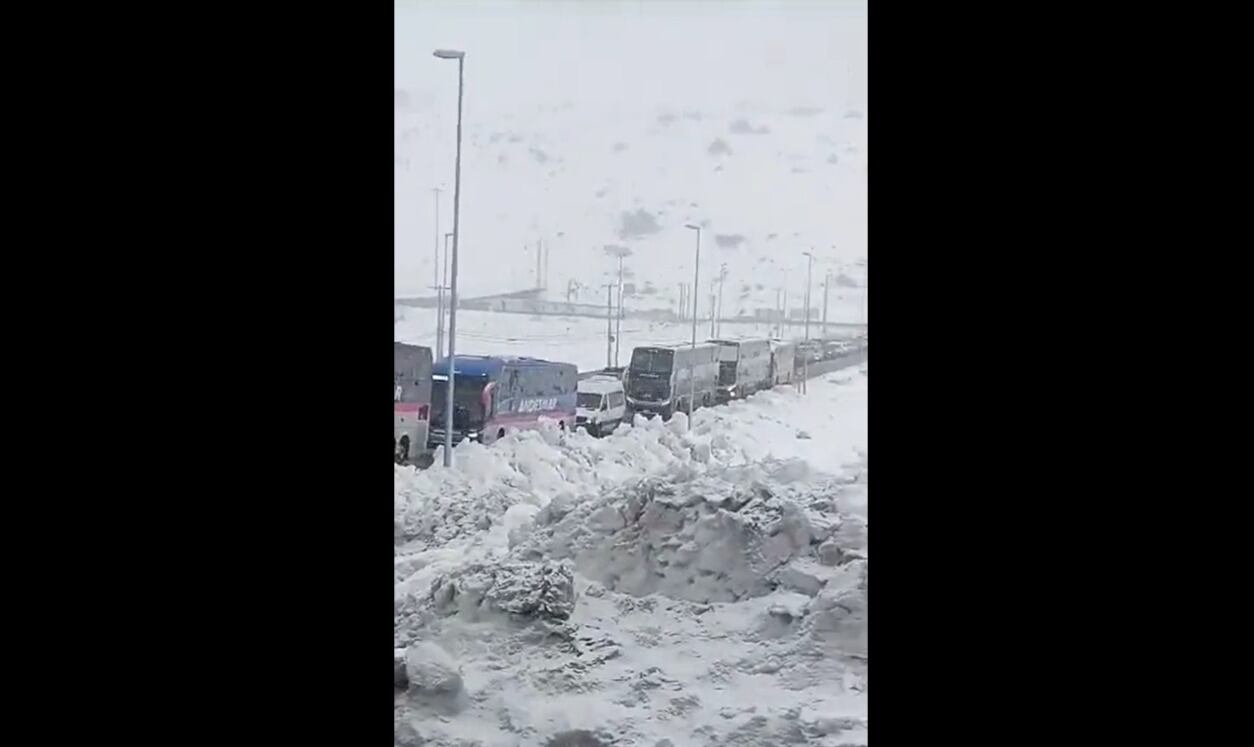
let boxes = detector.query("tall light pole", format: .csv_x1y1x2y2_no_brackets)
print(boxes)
602,282,615,368
616,257,624,365
435,231,452,359
709,281,717,338
605,245,632,367
432,188,442,286
822,270,831,339
434,48,465,468
431,188,442,358
862,265,868,326
775,287,783,338
802,250,815,341
717,262,727,338
684,224,701,416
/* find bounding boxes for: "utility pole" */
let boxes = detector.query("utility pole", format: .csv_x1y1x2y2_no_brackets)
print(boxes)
822,271,831,338
602,282,615,368
432,188,441,349
716,263,727,338
603,245,632,366
802,250,815,342
432,188,441,292
432,47,465,469
775,288,783,338
862,265,868,326
684,224,702,417
615,262,624,367
709,287,717,338
435,231,452,359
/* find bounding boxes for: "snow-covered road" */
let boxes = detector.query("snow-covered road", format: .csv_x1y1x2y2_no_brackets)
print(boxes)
394,366,868,747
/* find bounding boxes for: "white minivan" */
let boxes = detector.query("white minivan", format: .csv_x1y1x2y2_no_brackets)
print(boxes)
576,375,627,437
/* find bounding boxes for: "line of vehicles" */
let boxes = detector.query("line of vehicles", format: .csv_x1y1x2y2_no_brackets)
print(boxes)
394,332,865,465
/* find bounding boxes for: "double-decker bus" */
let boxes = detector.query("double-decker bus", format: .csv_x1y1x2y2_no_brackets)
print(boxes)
624,342,720,419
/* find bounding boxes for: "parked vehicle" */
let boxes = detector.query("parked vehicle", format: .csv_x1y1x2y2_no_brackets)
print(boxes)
769,339,797,387
428,355,577,449
394,342,433,465
822,339,850,360
711,338,773,403
625,342,720,419
576,375,627,437
796,340,824,366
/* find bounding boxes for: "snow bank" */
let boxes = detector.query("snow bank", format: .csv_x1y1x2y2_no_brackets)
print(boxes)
394,367,868,746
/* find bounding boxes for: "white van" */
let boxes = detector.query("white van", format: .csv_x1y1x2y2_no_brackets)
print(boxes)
576,375,627,437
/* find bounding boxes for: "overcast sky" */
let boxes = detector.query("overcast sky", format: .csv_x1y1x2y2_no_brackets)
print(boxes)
395,0,867,299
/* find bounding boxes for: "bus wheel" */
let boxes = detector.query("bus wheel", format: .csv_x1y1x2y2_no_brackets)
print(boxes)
398,435,410,464
559,421,566,431
497,428,506,441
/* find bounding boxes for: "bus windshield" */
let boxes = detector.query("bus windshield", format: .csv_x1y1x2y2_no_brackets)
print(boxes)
429,376,488,430
630,348,674,374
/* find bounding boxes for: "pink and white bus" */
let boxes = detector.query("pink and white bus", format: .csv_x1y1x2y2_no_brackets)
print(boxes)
394,343,433,464
427,355,578,448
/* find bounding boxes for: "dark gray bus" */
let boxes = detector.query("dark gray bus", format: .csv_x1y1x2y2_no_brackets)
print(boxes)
625,342,720,419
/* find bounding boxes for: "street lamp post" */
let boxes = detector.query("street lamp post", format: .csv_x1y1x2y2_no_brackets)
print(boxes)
432,187,441,292
604,245,632,368
717,262,727,338
802,250,815,341
822,270,831,339
434,231,452,359
431,188,442,356
616,255,624,366
684,224,701,417
434,48,465,468
602,282,615,368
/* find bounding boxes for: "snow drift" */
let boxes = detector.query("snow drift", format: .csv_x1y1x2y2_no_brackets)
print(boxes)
395,369,868,746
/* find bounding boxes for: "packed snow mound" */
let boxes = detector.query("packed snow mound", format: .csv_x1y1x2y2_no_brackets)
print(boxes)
395,372,867,545
394,368,868,746
403,641,464,696
396,560,575,648
513,465,865,605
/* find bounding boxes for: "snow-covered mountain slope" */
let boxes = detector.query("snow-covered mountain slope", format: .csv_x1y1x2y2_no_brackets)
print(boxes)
395,0,868,317
395,366,869,746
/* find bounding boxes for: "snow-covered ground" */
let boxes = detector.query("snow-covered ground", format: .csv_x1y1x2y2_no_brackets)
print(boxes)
394,365,868,746
396,305,863,373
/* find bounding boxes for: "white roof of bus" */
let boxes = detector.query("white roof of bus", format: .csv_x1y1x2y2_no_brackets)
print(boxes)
638,341,720,350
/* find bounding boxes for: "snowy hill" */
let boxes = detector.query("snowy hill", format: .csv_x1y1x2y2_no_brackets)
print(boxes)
395,0,868,318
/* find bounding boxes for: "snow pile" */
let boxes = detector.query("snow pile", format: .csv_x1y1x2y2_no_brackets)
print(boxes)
513,465,853,604
395,368,868,746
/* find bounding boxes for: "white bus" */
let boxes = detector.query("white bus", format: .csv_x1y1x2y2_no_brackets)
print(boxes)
769,339,797,387
711,338,773,403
